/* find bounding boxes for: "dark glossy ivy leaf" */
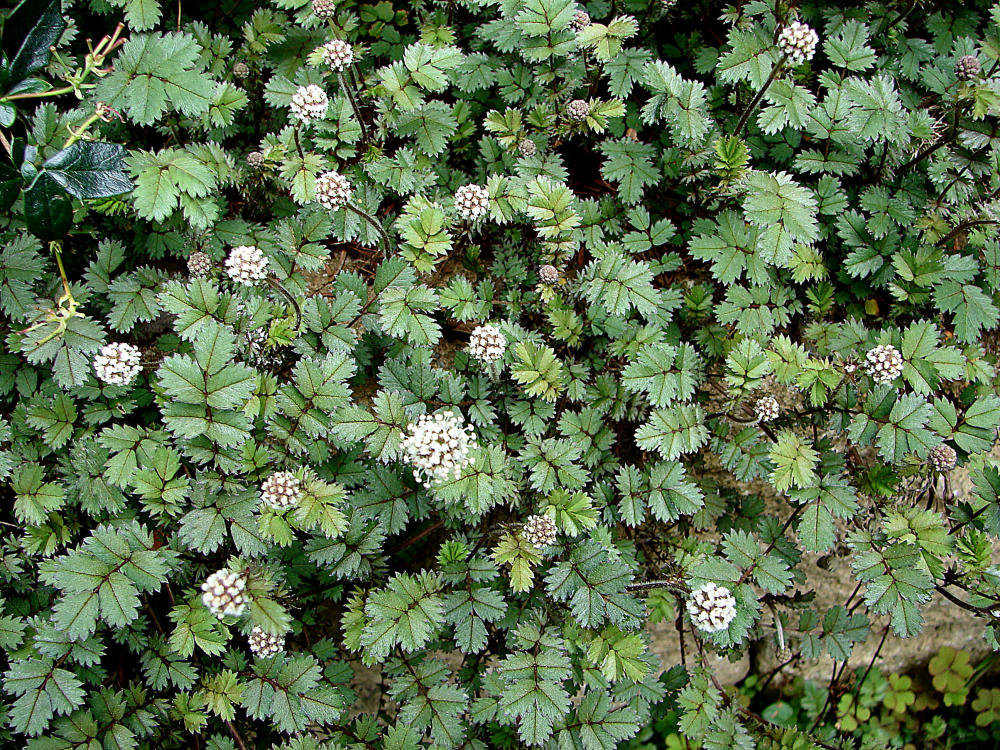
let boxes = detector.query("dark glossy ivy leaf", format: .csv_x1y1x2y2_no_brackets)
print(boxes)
3,0,66,89
42,142,132,199
14,138,37,182
0,77,46,127
24,172,71,240
0,160,18,212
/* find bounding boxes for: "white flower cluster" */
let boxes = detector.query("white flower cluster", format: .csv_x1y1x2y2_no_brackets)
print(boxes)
201,568,248,619
865,344,904,384
321,39,354,71
261,471,302,510
289,84,328,122
225,245,269,286
929,443,957,472
521,514,558,549
468,324,506,362
248,626,284,657
754,395,780,423
315,170,353,210
401,411,476,485
687,582,737,633
777,21,819,64
187,250,212,277
454,184,489,221
93,342,142,386
566,98,590,121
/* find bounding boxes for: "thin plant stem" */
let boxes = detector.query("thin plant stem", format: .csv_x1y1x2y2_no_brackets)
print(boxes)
63,109,104,149
339,70,370,145
733,54,787,136
266,278,302,330
52,241,75,306
347,202,391,255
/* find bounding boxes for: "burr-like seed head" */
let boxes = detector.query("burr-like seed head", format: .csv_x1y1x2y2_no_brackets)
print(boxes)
955,54,982,81
566,99,590,121
571,9,591,30
187,250,213,277
929,443,957,472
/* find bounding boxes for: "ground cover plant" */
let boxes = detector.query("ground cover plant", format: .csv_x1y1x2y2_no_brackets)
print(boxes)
2,0,1000,747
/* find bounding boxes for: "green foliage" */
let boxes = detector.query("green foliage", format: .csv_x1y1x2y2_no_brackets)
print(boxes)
2,0,1000,748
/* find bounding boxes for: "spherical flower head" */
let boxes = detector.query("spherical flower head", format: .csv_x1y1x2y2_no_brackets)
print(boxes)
688,582,737,633
246,150,265,169
754,395,780,423
955,55,982,81
312,0,337,18
659,0,677,10
777,20,819,65
248,626,285,657
539,264,559,284
521,514,557,549
93,342,142,386
929,443,957,472
225,245,269,286
187,250,212,277
315,170,353,210
468,324,506,363
865,344,904,385
571,9,591,30
518,138,537,158
261,471,302,510
233,61,250,79
321,39,355,72
566,98,590,121
401,411,476,485
290,84,328,123
454,184,490,221
201,568,248,619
